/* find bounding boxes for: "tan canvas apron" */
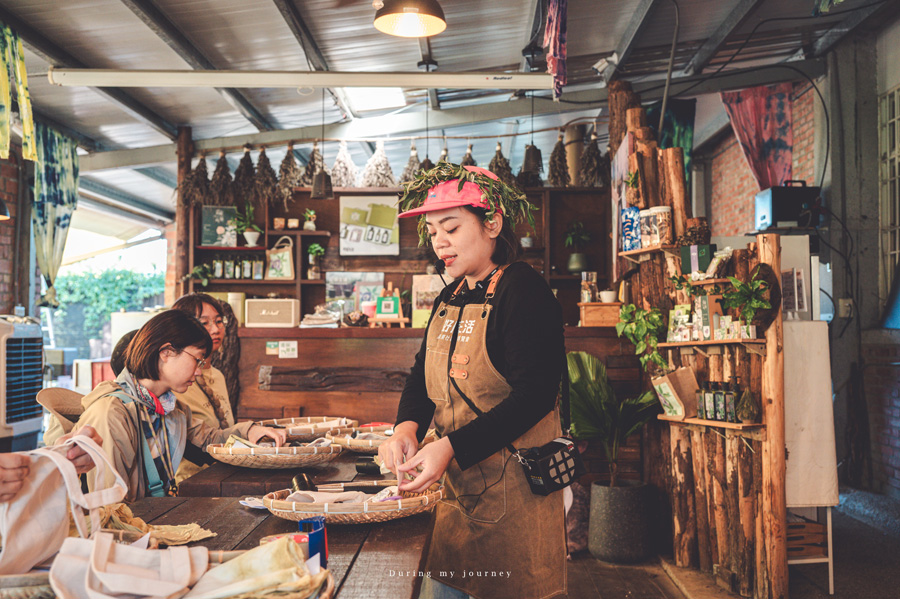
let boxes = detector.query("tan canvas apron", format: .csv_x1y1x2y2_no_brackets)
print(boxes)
423,268,566,599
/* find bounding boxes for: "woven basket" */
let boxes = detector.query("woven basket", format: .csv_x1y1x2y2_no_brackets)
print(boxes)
326,426,436,454
207,443,342,469
263,481,442,524
255,416,358,443
0,573,52,599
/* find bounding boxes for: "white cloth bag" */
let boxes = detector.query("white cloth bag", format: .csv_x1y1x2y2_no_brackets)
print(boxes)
49,532,209,599
0,435,128,574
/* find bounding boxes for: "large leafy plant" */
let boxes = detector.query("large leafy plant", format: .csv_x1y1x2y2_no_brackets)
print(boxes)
722,267,771,324
616,304,667,373
398,161,536,246
567,351,659,487
564,220,592,252
229,203,262,234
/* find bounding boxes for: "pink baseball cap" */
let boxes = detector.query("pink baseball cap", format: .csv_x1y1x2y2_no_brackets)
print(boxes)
398,165,501,218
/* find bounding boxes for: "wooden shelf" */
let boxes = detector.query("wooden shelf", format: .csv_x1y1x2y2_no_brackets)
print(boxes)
619,245,677,263
196,245,266,251
686,278,731,286
204,278,295,285
266,230,332,237
658,339,765,348
658,414,765,430
299,279,326,285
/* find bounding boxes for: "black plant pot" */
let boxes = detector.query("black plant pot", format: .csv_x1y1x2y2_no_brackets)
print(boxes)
588,480,654,563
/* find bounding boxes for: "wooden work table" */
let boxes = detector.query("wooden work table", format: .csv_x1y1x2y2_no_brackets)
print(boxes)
130,496,433,599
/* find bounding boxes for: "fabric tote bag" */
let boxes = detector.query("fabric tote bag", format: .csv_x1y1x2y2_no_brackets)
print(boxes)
265,236,294,280
0,435,128,574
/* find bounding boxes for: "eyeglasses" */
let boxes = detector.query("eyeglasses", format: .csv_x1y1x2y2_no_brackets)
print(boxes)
182,350,207,370
199,317,225,328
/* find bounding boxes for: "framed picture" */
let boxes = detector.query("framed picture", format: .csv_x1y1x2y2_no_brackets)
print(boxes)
325,271,385,314
339,196,400,256
200,206,237,247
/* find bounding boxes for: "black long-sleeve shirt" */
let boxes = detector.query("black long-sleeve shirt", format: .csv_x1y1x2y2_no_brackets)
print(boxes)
396,261,565,470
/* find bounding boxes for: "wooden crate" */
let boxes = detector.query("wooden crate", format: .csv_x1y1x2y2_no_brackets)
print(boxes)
786,520,827,558
578,302,623,327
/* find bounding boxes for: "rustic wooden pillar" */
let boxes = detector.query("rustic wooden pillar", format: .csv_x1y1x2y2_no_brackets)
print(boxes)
757,233,787,599
608,81,642,155
691,428,713,572
626,107,647,134
636,134,662,208
627,152,647,209
565,125,584,186
738,438,756,597
705,431,720,566
175,126,194,298
671,425,698,567
725,434,741,591
661,147,690,239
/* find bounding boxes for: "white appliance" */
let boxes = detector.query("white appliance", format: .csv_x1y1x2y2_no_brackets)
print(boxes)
0,316,44,450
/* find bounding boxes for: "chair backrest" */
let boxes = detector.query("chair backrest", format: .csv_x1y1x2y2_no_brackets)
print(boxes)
37,387,85,435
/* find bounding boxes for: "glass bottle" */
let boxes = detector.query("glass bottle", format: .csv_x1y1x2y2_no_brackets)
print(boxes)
234,258,243,279
252,255,265,280
212,254,223,279
713,382,726,421
242,254,252,279
725,379,738,423
580,271,598,303
224,256,235,280
704,382,716,421
696,382,706,420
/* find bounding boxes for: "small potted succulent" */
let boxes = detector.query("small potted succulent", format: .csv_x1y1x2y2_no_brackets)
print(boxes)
230,203,263,246
303,208,317,231
307,242,325,279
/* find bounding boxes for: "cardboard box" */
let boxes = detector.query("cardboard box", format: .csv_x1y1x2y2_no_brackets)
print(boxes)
680,244,717,274
578,302,623,327
651,367,700,419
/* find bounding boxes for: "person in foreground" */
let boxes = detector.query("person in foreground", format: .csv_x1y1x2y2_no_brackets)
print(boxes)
378,163,567,599
171,293,237,483
75,310,286,502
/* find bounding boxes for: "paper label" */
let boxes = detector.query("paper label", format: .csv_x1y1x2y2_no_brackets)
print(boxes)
278,341,298,359
265,341,279,355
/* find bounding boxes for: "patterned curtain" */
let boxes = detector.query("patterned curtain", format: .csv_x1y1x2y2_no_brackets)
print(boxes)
720,83,793,190
543,0,567,98
33,122,79,308
0,22,35,161
646,98,696,189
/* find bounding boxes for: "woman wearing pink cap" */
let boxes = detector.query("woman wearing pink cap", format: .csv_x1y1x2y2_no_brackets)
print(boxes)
380,164,566,599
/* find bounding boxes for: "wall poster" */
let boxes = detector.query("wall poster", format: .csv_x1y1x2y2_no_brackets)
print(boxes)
339,195,400,256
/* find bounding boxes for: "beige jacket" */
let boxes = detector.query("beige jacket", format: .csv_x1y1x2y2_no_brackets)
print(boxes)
75,379,252,502
173,366,235,483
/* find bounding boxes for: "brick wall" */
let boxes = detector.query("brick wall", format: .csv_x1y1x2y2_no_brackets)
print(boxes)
708,82,817,236
0,146,22,314
861,342,900,500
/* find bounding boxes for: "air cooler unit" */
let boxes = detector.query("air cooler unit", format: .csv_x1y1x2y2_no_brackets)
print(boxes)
0,316,44,451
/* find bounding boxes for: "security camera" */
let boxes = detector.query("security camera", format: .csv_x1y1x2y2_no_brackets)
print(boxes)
592,53,618,75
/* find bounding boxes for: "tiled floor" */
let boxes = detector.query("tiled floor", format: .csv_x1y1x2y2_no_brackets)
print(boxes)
565,554,687,599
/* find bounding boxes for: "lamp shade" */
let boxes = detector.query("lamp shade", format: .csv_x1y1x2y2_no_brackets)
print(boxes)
311,170,334,200
522,144,543,173
374,0,446,38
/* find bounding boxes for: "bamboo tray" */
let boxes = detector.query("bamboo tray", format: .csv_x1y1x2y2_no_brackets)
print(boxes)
206,443,343,469
263,481,442,524
325,425,394,454
254,416,358,443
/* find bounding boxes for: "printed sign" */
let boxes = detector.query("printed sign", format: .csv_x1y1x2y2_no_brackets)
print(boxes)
339,196,399,256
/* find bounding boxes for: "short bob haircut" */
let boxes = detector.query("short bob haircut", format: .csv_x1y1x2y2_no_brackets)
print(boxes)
171,292,224,320
125,310,212,380
462,205,523,265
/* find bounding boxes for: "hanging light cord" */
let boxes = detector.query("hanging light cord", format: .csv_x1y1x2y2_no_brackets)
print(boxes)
530,92,535,146
321,88,326,163
425,99,430,158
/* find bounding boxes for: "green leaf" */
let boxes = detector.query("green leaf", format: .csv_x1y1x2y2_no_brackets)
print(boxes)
635,341,647,355
615,321,626,336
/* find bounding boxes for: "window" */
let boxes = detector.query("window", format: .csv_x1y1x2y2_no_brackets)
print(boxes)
879,84,900,307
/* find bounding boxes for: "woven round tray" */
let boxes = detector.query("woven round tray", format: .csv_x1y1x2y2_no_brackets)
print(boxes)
326,426,436,454
254,416,359,443
263,481,442,524
206,443,342,469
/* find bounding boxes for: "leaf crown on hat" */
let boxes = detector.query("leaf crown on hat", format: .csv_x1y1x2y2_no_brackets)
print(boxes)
398,161,537,246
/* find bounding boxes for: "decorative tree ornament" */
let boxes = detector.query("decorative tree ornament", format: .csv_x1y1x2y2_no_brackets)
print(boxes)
254,147,278,207
179,155,210,206
301,142,327,187
360,140,397,187
276,143,302,210
331,140,359,188
548,132,570,187
400,142,421,183
459,144,476,167
210,150,234,206
488,141,515,186
580,130,604,187
232,145,256,206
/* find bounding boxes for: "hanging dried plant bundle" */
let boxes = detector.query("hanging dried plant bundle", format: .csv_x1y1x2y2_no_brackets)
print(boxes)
548,133,570,187
233,146,256,207
331,140,359,188
210,151,234,206
360,140,397,187
459,144,476,167
488,142,515,186
276,144,302,210
437,141,449,164
254,147,278,207
418,156,435,174
301,142,327,186
598,151,611,188
580,132,603,187
400,142,420,184
179,155,210,207
516,168,543,189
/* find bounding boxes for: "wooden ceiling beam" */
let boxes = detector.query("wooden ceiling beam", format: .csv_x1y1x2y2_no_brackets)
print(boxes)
601,0,662,84
812,2,888,57
684,0,766,76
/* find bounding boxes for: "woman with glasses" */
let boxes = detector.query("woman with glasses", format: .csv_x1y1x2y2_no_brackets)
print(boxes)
74,309,286,502
171,293,235,483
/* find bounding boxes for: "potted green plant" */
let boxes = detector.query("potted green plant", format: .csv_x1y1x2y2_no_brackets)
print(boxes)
615,304,668,375
303,208,317,231
230,203,263,246
721,265,775,333
307,242,325,279
181,264,214,288
564,220,592,273
567,351,660,563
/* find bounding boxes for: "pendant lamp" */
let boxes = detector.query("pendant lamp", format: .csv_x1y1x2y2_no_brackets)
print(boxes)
311,89,334,200
374,0,446,38
522,92,543,173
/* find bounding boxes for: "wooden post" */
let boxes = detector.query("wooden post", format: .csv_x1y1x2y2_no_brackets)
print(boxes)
565,124,585,187
705,431,720,567
661,147,690,239
691,428,713,572
757,233,787,599
627,152,646,209
608,81,642,155
175,126,193,298
670,425,698,567
726,434,740,592
626,107,647,134
738,438,755,597
636,139,662,208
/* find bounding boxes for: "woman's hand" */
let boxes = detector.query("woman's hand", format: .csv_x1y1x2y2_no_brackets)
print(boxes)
61,425,103,475
378,422,419,480
396,436,454,494
247,425,287,447
0,453,30,502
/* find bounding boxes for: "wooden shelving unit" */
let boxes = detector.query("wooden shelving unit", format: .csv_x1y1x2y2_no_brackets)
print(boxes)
658,414,765,430
658,339,765,348
618,244,677,263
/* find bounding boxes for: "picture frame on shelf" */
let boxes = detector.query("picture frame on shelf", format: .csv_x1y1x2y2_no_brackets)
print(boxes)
200,206,238,246
376,295,399,317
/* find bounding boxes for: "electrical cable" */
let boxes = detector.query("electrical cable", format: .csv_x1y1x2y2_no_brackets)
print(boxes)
657,0,680,134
